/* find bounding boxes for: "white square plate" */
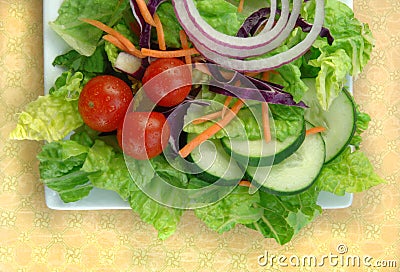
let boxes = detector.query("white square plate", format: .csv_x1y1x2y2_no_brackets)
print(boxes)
43,0,353,210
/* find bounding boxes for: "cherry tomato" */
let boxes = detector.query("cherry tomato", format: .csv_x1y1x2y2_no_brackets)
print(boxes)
142,58,192,107
78,75,133,132
117,111,170,160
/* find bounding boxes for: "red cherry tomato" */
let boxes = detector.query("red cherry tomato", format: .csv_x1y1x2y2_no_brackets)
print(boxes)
78,75,133,132
117,111,170,160
142,58,192,107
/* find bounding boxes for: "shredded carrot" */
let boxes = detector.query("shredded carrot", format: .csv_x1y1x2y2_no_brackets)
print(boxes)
245,72,260,78
141,47,199,58
153,13,166,50
221,96,233,118
261,70,279,81
179,99,244,158
262,71,270,81
306,126,326,136
238,180,252,187
102,34,129,52
237,0,245,13
135,0,156,26
262,102,271,143
80,18,144,58
191,111,223,125
179,30,192,66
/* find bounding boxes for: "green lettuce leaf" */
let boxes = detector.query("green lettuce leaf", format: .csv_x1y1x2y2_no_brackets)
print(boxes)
350,107,371,149
10,71,87,142
81,140,136,200
155,0,246,48
125,157,186,240
246,187,322,245
308,49,352,110
9,95,83,142
49,0,130,56
195,0,246,35
275,62,309,103
52,45,107,73
316,147,385,196
194,185,263,233
37,140,93,203
155,2,184,48
301,0,374,110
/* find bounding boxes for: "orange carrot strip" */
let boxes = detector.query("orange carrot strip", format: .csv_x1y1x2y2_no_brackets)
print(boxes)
179,30,192,66
306,126,326,136
102,34,129,52
179,99,244,158
221,95,233,118
135,0,156,26
262,102,271,143
141,47,199,58
80,18,144,58
238,180,252,187
238,0,245,13
191,111,223,125
245,72,260,78
153,13,166,50
262,71,270,81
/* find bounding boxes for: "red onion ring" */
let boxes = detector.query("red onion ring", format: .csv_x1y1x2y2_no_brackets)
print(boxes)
171,0,325,72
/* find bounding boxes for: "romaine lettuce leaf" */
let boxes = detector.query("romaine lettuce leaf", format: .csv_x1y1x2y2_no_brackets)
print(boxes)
301,0,374,110
195,0,246,36
52,45,108,74
37,140,93,203
155,0,246,48
81,140,136,200
316,147,385,196
10,71,87,142
9,95,83,142
246,187,322,245
308,49,352,110
194,184,263,233
350,107,371,149
155,2,184,48
49,0,130,56
125,156,186,240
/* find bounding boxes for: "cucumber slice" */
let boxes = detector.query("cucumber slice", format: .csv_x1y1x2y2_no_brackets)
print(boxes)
246,124,325,195
221,120,305,166
302,78,356,163
186,133,244,184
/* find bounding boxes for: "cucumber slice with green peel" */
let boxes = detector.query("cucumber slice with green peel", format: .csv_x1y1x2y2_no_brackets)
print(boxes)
246,123,325,195
302,78,356,163
221,120,305,166
186,133,245,185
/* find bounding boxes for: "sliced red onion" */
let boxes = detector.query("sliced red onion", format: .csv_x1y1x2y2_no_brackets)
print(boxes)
238,7,333,45
173,0,299,58
207,71,307,108
172,0,325,72
114,52,145,78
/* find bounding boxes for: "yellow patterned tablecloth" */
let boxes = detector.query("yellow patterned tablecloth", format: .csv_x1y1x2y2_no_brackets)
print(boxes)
0,1,399,271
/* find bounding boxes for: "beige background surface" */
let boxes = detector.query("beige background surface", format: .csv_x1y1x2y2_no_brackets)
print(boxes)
0,0,399,271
